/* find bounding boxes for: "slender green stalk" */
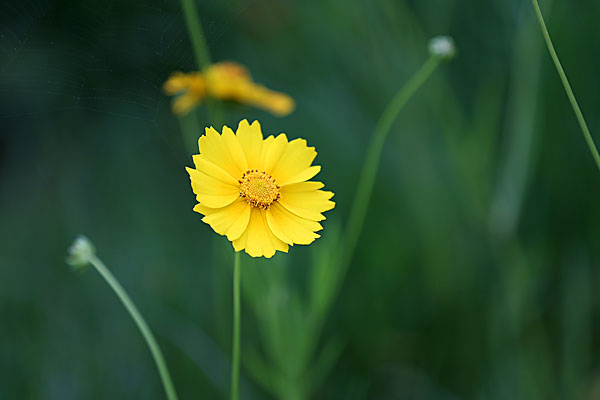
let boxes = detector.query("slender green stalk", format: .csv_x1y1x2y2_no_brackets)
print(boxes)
178,0,224,137
338,55,442,273
531,0,600,172
180,0,211,70
88,255,179,400
230,252,242,400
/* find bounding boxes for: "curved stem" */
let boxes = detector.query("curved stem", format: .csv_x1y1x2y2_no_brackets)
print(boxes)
531,0,600,172
230,252,241,400
339,55,442,273
88,255,179,400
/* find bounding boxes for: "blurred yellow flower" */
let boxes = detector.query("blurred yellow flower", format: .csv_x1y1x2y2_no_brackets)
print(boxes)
187,119,334,258
163,71,206,115
164,62,295,117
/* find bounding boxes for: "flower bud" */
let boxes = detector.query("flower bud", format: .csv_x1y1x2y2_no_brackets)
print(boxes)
428,36,456,60
66,235,96,269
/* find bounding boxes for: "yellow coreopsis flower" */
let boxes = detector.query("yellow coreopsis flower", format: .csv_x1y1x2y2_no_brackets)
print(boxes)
187,119,334,258
163,71,206,115
164,62,295,117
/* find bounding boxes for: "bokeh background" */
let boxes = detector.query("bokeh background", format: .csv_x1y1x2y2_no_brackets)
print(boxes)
2,0,600,399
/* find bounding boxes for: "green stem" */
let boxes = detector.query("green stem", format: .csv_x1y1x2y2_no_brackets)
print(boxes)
179,0,224,134
180,0,211,70
531,0,600,172
88,255,179,400
339,55,442,272
230,252,241,400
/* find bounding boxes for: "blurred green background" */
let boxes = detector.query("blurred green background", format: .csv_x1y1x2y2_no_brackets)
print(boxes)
2,0,600,398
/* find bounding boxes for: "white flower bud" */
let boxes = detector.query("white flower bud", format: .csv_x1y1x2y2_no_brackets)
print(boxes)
428,36,456,60
66,235,96,269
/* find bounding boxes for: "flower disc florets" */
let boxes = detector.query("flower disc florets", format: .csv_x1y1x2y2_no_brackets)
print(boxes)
239,169,281,210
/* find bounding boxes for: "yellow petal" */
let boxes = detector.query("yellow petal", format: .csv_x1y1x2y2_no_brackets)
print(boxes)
258,135,275,168
199,199,251,241
192,155,239,186
270,138,317,185
236,120,263,168
259,91,295,117
281,181,324,192
204,62,251,99
233,208,288,258
187,167,238,195
222,125,248,172
266,202,321,245
194,193,240,208
163,72,190,94
172,93,200,115
278,186,335,221
262,133,288,173
193,203,212,215
279,165,321,186
198,126,244,179
277,204,324,233
187,167,239,208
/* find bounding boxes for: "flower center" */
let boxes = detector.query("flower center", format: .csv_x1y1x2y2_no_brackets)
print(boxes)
239,169,280,209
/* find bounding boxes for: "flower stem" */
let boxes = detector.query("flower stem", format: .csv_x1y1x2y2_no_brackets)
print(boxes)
340,54,442,273
230,251,242,400
180,0,211,70
179,0,224,127
88,255,179,400
531,0,600,173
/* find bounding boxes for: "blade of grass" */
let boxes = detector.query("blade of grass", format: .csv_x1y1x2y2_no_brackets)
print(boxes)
531,0,600,173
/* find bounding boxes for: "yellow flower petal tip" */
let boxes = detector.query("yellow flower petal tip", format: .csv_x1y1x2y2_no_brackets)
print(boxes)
164,62,295,117
187,120,334,258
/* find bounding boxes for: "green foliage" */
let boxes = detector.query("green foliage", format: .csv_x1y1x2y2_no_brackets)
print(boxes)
2,0,600,399
240,221,343,400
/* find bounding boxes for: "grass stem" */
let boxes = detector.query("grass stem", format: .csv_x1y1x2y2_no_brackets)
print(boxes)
531,0,600,172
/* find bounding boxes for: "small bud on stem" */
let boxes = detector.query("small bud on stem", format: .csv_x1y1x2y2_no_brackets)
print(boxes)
66,235,96,269
428,36,456,60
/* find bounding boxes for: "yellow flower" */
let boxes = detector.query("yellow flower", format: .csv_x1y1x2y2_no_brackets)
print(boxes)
164,62,295,117
163,71,206,115
187,119,334,258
